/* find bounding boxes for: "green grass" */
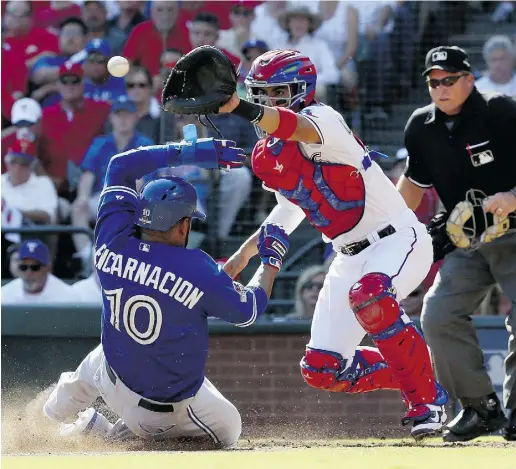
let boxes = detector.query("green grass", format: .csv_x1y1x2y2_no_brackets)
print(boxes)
3,439,516,469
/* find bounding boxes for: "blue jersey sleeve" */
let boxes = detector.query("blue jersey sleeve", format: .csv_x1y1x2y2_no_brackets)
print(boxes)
95,141,223,251
206,266,268,327
95,144,182,250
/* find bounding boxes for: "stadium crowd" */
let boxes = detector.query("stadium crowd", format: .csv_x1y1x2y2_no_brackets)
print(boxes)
1,0,514,318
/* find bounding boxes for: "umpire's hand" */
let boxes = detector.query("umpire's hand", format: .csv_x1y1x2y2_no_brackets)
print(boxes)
257,223,289,271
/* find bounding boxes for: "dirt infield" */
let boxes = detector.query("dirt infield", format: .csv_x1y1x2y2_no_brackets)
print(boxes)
2,386,514,459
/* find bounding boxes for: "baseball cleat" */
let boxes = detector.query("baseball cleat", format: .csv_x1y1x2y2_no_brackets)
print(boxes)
59,407,113,438
404,404,447,440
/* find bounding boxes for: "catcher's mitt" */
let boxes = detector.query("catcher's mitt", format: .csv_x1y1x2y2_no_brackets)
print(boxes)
161,46,237,116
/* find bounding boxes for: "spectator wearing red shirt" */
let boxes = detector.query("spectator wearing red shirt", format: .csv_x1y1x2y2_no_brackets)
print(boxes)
1,43,28,127
81,0,127,56
3,1,59,70
123,1,191,86
187,13,241,71
2,98,43,175
34,1,82,33
31,17,89,107
40,63,110,196
180,1,235,30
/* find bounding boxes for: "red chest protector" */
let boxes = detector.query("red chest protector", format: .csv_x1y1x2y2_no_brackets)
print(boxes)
251,137,365,239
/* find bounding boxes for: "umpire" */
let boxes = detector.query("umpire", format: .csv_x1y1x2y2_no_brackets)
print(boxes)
397,46,516,442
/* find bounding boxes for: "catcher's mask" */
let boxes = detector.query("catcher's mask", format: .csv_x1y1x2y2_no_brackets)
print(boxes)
245,49,317,138
446,188,515,250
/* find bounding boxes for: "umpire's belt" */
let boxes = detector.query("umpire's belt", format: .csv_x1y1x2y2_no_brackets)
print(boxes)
105,362,176,413
340,225,396,256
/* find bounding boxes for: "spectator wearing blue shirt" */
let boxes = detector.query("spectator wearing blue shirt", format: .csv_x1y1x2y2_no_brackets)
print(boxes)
83,39,127,103
71,96,153,269
31,17,88,107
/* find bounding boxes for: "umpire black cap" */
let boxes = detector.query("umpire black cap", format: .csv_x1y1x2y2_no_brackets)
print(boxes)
422,46,471,76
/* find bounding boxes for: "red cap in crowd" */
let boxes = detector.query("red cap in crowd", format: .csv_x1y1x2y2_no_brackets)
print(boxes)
6,138,37,161
59,62,84,79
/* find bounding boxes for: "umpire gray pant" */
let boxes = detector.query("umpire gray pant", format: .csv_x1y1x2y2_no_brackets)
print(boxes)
421,232,516,409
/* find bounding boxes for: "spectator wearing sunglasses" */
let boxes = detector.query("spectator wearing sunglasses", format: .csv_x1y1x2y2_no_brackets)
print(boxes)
398,45,516,442
285,265,327,320
30,17,88,107
1,239,74,305
217,1,261,59
41,62,110,196
1,138,58,226
108,66,162,142
83,39,127,103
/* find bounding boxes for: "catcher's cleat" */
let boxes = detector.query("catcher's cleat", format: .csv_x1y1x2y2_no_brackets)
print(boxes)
58,407,113,438
402,384,448,440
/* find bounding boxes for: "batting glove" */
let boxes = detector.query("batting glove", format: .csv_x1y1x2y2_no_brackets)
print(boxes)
181,138,246,170
257,223,289,271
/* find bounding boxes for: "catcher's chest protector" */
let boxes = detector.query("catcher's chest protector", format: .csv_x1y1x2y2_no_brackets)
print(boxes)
252,137,365,239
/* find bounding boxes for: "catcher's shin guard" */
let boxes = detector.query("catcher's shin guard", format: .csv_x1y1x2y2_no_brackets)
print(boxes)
300,346,399,393
349,273,439,407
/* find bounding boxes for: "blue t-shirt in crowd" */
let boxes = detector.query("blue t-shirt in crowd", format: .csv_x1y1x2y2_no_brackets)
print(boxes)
84,75,127,103
81,132,154,193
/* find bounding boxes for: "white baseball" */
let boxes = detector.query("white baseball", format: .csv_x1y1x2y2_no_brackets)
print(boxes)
107,56,130,78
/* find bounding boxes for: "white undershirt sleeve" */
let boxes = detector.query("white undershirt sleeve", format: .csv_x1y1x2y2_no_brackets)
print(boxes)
263,192,306,235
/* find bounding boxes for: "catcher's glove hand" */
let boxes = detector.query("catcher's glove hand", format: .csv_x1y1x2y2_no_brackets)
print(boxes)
161,46,237,115
427,211,456,262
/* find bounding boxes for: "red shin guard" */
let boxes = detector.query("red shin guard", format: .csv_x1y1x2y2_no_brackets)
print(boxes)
349,273,437,407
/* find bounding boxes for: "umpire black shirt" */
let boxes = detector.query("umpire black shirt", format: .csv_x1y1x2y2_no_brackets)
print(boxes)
404,88,516,213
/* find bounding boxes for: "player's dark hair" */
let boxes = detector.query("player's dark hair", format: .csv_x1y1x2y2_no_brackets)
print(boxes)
59,17,88,36
192,12,220,30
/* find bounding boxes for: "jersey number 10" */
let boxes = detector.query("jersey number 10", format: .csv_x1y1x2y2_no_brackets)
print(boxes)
104,288,163,345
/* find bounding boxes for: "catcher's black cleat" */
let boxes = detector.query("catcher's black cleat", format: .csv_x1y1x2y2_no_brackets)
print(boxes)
443,393,508,442
501,409,516,441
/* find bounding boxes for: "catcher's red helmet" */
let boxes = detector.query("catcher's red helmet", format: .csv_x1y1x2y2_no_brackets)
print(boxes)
244,49,317,109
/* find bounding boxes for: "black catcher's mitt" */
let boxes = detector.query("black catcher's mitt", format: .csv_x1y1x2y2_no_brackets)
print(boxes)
427,211,456,262
161,46,237,115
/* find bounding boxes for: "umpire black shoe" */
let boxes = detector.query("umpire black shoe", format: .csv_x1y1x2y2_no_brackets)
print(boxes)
502,409,516,441
443,393,508,442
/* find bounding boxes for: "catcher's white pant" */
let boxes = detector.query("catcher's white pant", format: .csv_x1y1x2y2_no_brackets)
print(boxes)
309,209,433,360
43,344,241,447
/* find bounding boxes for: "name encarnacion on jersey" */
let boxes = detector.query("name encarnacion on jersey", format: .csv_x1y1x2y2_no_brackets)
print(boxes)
94,244,204,310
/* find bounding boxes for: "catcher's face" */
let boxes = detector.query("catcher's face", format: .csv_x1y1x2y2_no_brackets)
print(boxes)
253,85,292,108
427,69,474,115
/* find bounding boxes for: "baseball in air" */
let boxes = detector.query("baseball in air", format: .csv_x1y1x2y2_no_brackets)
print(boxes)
107,56,130,77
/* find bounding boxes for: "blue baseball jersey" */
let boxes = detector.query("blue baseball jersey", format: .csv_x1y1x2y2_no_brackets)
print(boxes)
94,144,268,402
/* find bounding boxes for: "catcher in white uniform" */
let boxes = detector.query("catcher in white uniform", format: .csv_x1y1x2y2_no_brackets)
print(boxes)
219,49,448,439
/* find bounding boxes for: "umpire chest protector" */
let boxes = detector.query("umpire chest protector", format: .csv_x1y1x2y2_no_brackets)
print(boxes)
404,89,516,214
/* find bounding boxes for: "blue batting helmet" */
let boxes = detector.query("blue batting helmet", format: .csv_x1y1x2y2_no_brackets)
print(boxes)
135,176,206,232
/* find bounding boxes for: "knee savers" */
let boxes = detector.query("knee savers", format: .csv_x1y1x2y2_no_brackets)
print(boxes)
348,272,401,336
300,348,352,392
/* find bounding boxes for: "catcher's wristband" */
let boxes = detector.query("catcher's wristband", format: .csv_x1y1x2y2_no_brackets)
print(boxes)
261,256,282,271
231,99,264,123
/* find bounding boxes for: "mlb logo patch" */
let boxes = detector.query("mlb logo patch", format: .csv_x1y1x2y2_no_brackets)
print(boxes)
470,150,494,167
432,51,447,62
139,243,150,252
